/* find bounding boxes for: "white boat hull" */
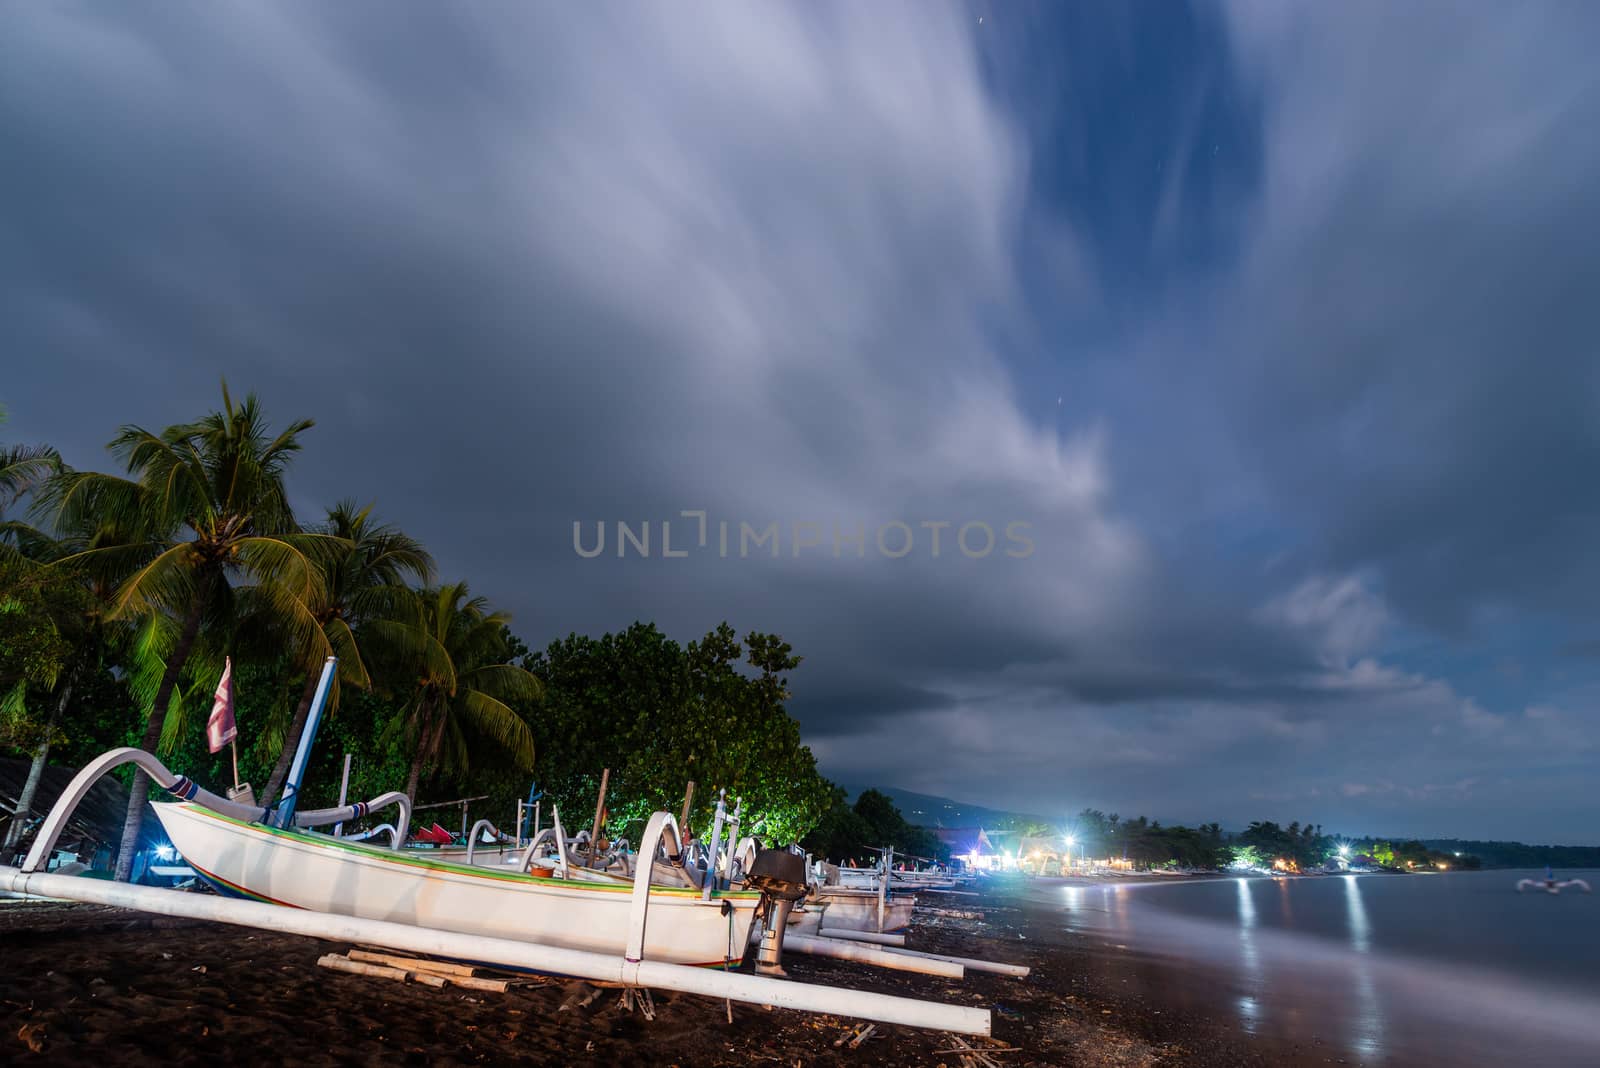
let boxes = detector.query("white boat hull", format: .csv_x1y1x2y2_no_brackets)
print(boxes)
835,868,961,892
154,802,757,967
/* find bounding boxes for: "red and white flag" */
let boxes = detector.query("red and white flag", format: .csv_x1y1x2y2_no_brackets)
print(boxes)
206,657,237,754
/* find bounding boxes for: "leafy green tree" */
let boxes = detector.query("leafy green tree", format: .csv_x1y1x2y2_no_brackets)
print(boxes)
838,789,950,862
524,622,831,845
1228,844,1267,868
0,558,78,859
0,440,124,861
40,385,325,880
259,501,433,803
801,784,874,863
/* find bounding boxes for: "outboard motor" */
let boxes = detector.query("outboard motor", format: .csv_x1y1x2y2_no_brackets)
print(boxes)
745,847,810,977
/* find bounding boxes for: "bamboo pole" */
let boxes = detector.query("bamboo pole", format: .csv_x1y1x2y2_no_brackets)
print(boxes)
348,949,480,976
440,974,513,993
321,954,497,990
678,780,695,838
318,954,411,982
586,768,610,869
345,950,523,990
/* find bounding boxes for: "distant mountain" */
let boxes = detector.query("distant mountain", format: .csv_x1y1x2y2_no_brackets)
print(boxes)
1422,838,1600,869
839,784,1045,829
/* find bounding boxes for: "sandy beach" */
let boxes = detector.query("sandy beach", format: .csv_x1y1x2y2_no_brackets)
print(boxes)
0,882,1304,1067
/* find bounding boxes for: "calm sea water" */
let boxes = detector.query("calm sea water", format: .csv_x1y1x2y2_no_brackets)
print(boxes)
1022,870,1600,1065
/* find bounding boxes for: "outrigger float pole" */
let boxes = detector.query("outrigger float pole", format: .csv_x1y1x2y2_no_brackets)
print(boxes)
0,866,990,1036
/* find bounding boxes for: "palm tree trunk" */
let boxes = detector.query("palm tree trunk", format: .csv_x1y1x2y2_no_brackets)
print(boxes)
1,678,73,864
113,577,211,883
404,749,425,811
403,698,435,807
261,671,319,805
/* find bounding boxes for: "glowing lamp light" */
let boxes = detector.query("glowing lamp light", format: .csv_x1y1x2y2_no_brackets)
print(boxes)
155,844,177,862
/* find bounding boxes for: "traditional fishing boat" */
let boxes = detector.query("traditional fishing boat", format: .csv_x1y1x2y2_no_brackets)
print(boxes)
2,656,997,1036
20,658,762,968
152,801,759,966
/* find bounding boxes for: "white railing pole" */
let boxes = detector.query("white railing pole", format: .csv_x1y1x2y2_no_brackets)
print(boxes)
878,846,892,933
333,753,353,837
782,933,963,978
624,811,684,963
702,791,727,900
552,806,570,878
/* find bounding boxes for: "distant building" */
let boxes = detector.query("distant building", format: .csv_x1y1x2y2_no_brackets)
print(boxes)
932,827,1008,870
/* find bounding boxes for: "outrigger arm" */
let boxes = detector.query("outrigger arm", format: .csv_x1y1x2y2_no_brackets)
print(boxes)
19,746,412,874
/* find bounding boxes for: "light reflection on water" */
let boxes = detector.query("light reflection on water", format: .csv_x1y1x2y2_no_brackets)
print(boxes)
1040,870,1600,1065
1234,878,1261,1032
1343,874,1383,1058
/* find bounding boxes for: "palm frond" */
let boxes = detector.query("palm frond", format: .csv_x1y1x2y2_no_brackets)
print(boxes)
107,542,200,621
233,535,322,605
457,689,535,769
460,662,543,703
325,616,371,691
35,470,156,542
0,443,60,511
364,617,458,693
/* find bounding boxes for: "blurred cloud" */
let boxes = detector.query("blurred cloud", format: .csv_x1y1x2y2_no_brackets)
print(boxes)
3,1,1598,840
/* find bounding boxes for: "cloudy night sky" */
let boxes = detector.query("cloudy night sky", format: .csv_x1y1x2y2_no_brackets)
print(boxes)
4,3,1598,843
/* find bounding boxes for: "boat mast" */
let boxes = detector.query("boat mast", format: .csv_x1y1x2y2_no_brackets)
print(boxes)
273,657,338,829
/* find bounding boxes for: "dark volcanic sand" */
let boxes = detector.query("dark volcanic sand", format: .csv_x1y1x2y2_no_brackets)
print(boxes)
0,887,1294,1066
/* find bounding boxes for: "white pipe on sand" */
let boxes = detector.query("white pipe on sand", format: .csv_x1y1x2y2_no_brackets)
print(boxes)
817,927,906,946
0,866,987,1036
875,945,1030,978
782,933,963,978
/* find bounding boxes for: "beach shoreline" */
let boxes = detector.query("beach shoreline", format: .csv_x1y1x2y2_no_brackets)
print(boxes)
0,885,1304,1066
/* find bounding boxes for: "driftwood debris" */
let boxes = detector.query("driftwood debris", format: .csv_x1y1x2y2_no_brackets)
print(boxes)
938,1035,1016,1067
834,1022,876,1048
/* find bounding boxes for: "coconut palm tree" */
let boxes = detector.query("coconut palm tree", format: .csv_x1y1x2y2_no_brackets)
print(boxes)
40,384,326,880
1,441,60,560
259,500,434,804
369,583,541,804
